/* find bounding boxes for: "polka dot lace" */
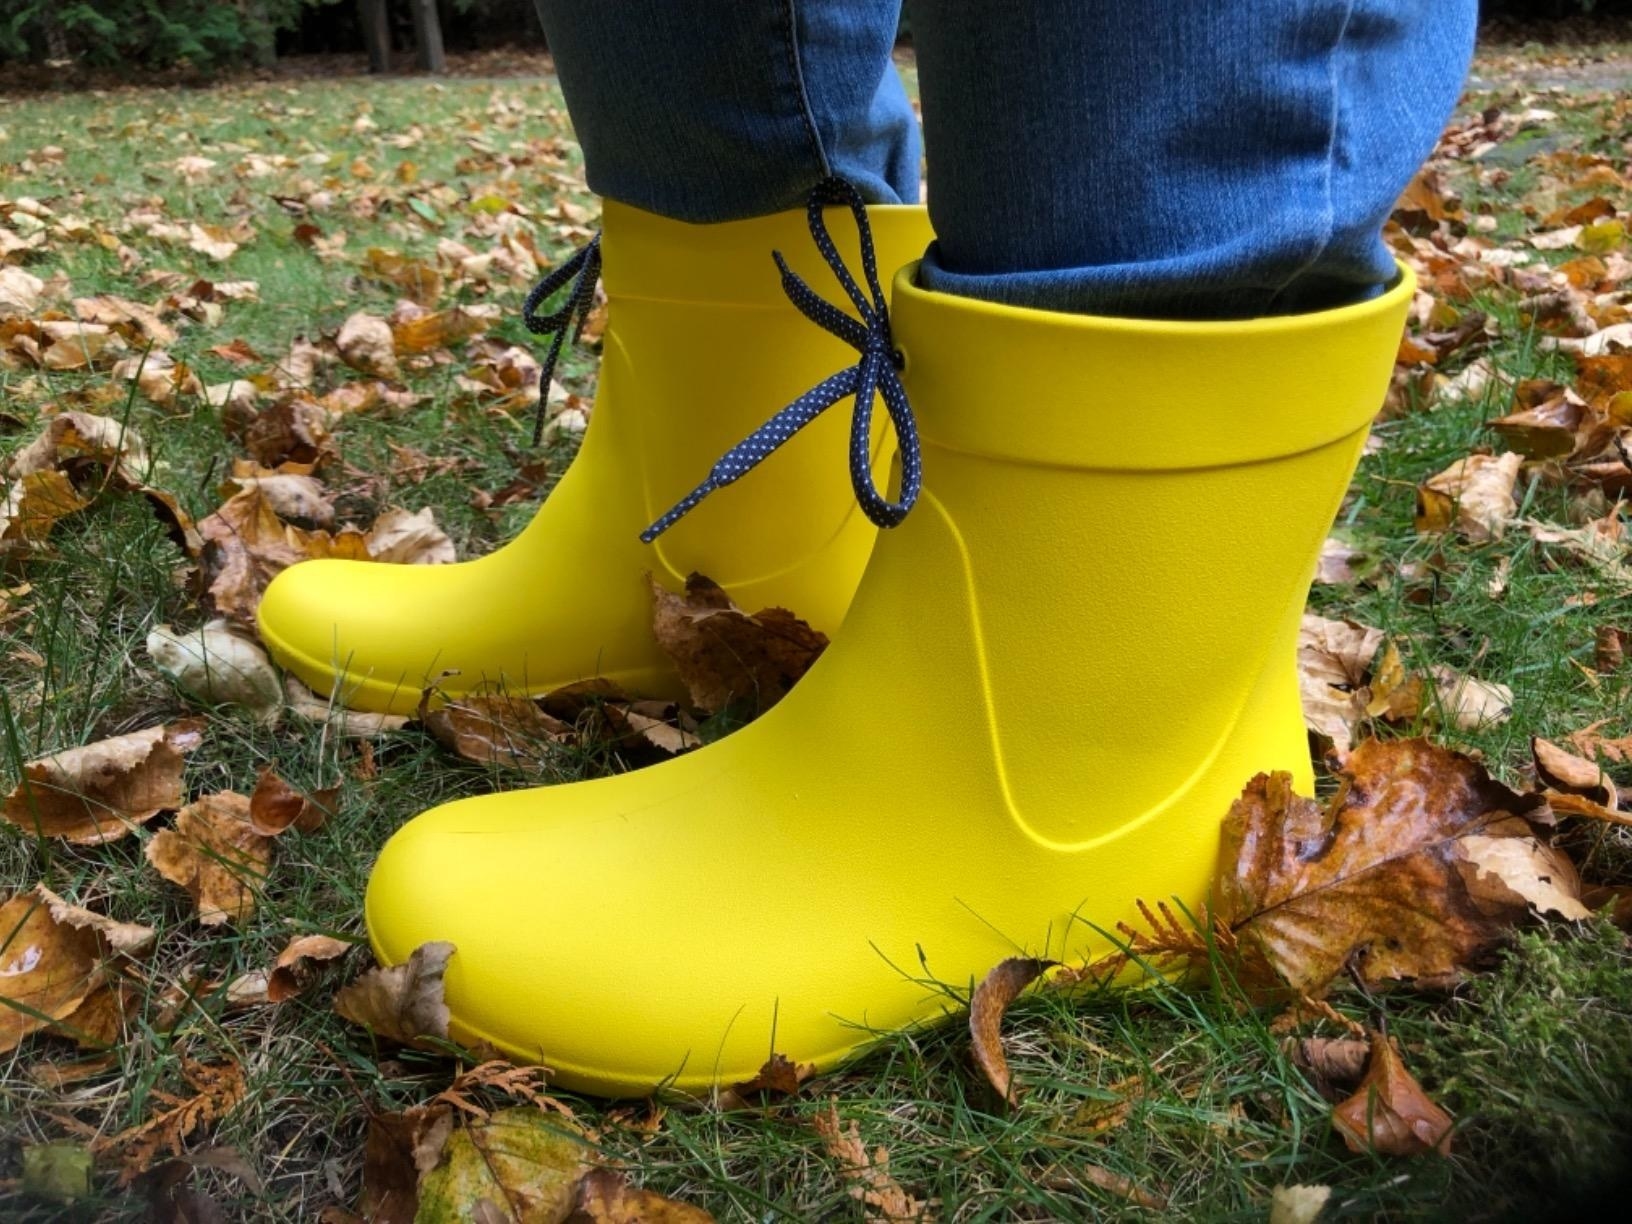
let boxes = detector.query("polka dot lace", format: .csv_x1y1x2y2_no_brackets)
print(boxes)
641,177,921,543
522,232,602,446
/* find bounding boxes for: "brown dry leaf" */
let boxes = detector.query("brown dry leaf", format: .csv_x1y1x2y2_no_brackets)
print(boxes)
1533,736,1617,808
363,247,444,305
0,891,103,1054
1290,1036,1371,1098
423,695,572,770
360,1104,456,1224
723,1053,817,1106
285,676,411,738
1597,625,1626,673
32,884,155,955
1331,1032,1454,1157
334,942,454,1048
1,469,91,545
1414,451,1524,541
198,484,369,623
336,311,400,379
1063,1164,1168,1212
0,264,44,315
98,1059,247,1187
1,720,204,844
1524,512,1632,590
567,1168,716,1223
649,574,828,715
1216,739,1578,1000
248,766,338,836
112,348,204,408
391,305,497,354
73,294,176,346
1427,666,1514,730
365,506,456,564
812,1100,930,1222
968,957,1056,1107
242,394,332,468
1297,614,1384,749
267,934,352,1003
1487,391,1585,459
145,792,271,926
222,466,334,527
5,410,149,484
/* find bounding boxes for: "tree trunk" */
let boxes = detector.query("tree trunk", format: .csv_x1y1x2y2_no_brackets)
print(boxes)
409,0,446,73
357,0,391,73
241,0,278,68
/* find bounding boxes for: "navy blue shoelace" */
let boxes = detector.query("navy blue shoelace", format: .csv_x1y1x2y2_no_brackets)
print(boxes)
640,176,920,543
521,233,602,446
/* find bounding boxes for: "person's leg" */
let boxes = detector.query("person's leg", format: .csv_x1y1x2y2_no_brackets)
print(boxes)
534,0,919,220
911,0,1477,318
258,3,931,714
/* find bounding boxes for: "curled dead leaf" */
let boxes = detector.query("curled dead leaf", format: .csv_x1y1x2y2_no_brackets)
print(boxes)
423,695,572,770
144,792,271,926
336,311,399,379
32,885,155,956
334,942,454,1048
365,506,456,565
1,720,204,844
969,957,1056,1107
649,574,828,715
248,766,338,836
1533,736,1617,808
267,934,352,1003
1414,452,1524,541
1330,1031,1454,1157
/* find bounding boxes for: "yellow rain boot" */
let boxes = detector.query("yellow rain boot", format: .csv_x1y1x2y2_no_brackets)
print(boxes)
364,212,1412,1095
255,201,932,714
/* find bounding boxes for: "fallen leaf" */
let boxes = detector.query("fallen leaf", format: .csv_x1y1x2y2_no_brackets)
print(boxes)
649,574,828,715
5,410,149,484
0,892,103,1054
1297,614,1384,749
144,792,271,926
285,676,410,737
1216,739,1575,999
1,720,204,844
334,941,454,1048
1331,1032,1454,1157
1269,1184,1333,1224
422,695,572,770
241,394,333,468
365,505,456,564
248,766,337,836
969,957,1056,1107
32,884,155,955
20,1142,93,1205
359,1104,455,1224
1533,736,1617,808
0,265,45,315
267,934,352,1003
1290,1036,1371,1100
147,621,283,726
811,1100,929,1222
391,304,498,354
0,469,91,545
724,1053,816,1105
336,311,399,379
198,484,368,622
415,1108,590,1222
1415,452,1524,541
567,1168,716,1223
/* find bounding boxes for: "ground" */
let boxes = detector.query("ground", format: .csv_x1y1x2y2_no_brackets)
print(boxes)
3,34,1632,1223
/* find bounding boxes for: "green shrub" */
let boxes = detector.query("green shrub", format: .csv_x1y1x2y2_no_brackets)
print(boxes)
0,1,338,70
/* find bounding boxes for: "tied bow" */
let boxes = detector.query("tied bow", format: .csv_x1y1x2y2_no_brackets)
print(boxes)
521,233,602,446
641,177,921,543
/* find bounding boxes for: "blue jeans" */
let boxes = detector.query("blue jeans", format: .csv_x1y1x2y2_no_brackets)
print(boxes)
532,1,1476,318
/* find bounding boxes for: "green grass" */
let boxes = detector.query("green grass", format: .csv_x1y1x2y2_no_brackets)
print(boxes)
5,47,1632,1222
